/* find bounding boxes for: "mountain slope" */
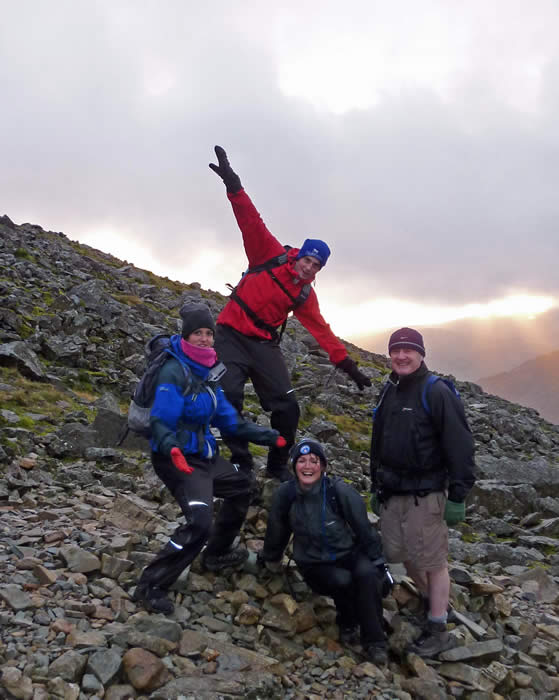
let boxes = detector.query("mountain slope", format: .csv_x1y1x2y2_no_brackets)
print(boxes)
2,213,559,698
479,350,559,424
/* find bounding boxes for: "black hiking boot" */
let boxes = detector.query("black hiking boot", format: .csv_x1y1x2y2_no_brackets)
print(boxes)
365,643,388,666
339,624,359,645
134,583,174,615
265,464,292,482
201,545,248,572
408,620,456,658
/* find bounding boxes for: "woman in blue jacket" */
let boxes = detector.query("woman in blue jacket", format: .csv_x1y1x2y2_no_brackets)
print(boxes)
135,301,285,615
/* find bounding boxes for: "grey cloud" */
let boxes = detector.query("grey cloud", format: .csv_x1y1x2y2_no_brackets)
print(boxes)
1,1,558,310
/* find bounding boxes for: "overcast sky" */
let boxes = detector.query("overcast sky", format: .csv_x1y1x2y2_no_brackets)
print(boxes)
2,0,558,339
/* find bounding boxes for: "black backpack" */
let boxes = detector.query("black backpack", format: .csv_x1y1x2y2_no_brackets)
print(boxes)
125,334,194,439
373,373,460,422
227,246,311,342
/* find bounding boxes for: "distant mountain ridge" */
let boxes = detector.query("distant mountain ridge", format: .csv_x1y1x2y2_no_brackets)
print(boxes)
478,350,559,424
352,309,559,381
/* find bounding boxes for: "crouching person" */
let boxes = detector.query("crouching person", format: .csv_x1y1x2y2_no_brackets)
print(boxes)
135,302,286,615
259,438,389,664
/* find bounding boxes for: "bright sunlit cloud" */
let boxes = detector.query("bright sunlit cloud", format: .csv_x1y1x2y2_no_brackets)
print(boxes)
77,228,242,292
323,294,556,340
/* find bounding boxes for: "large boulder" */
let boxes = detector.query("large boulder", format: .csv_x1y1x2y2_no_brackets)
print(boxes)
0,341,45,380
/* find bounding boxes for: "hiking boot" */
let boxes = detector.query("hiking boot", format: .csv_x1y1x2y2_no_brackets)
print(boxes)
202,545,248,572
265,464,292,482
134,583,174,615
339,625,359,645
365,644,388,666
408,620,456,658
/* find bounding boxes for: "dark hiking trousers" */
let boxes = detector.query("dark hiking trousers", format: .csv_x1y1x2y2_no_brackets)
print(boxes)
215,324,300,471
139,452,250,591
300,551,385,646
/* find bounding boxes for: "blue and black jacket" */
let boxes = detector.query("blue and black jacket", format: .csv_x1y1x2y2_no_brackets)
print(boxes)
150,335,277,458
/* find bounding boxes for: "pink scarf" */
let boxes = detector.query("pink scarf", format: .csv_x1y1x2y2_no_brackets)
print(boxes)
180,338,217,368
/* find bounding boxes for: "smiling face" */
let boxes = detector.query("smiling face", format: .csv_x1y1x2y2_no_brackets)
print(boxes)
295,453,324,489
293,255,322,280
389,347,423,376
187,328,215,348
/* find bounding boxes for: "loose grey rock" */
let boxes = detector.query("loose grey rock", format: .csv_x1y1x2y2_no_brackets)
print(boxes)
59,544,101,573
0,584,33,610
86,648,123,685
48,649,88,683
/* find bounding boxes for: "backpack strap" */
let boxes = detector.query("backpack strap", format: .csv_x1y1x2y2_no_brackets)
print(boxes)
162,349,193,395
372,379,393,421
166,351,220,456
228,248,311,343
421,374,460,416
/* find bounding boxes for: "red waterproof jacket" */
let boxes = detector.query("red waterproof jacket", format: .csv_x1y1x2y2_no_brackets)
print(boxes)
217,189,348,365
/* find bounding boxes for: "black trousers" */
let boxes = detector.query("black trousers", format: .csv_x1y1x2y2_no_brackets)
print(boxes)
300,552,385,647
215,324,300,471
139,452,250,590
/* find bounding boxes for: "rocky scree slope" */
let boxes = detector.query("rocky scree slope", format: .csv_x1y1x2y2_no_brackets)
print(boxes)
1,214,559,699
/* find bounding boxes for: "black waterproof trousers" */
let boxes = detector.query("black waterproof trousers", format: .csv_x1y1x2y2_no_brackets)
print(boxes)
215,324,300,472
139,452,250,590
300,551,385,647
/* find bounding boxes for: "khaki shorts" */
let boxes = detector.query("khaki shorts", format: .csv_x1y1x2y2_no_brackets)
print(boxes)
379,492,448,572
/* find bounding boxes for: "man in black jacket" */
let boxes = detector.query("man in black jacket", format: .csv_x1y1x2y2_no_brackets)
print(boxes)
370,328,475,658
260,439,388,664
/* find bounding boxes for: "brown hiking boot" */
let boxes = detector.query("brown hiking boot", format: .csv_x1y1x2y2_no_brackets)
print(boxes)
408,620,456,658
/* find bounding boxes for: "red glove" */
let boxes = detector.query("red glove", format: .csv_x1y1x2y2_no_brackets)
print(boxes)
170,447,194,474
275,436,287,448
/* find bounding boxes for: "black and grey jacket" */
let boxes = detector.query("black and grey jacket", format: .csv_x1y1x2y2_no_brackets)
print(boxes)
261,475,383,568
370,362,475,503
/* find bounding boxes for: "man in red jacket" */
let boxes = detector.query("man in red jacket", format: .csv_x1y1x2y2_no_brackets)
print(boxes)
210,146,371,482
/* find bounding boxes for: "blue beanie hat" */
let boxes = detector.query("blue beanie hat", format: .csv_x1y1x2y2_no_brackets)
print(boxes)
296,239,331,268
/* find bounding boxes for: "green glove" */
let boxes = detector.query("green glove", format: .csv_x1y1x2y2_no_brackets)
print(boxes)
444,500,465,525
371,493,381,516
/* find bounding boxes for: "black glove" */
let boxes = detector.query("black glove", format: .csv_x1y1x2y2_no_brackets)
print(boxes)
234,421,281,447
209,145,243,193
336,357,372,391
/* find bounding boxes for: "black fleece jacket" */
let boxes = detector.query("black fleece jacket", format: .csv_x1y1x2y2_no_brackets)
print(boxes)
370,362,475,503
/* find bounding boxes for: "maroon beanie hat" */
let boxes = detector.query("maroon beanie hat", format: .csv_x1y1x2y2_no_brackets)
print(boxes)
388,327,425,356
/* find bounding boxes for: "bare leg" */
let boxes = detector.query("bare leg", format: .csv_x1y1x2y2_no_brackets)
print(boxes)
404,562,450,619
426,566,450,618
